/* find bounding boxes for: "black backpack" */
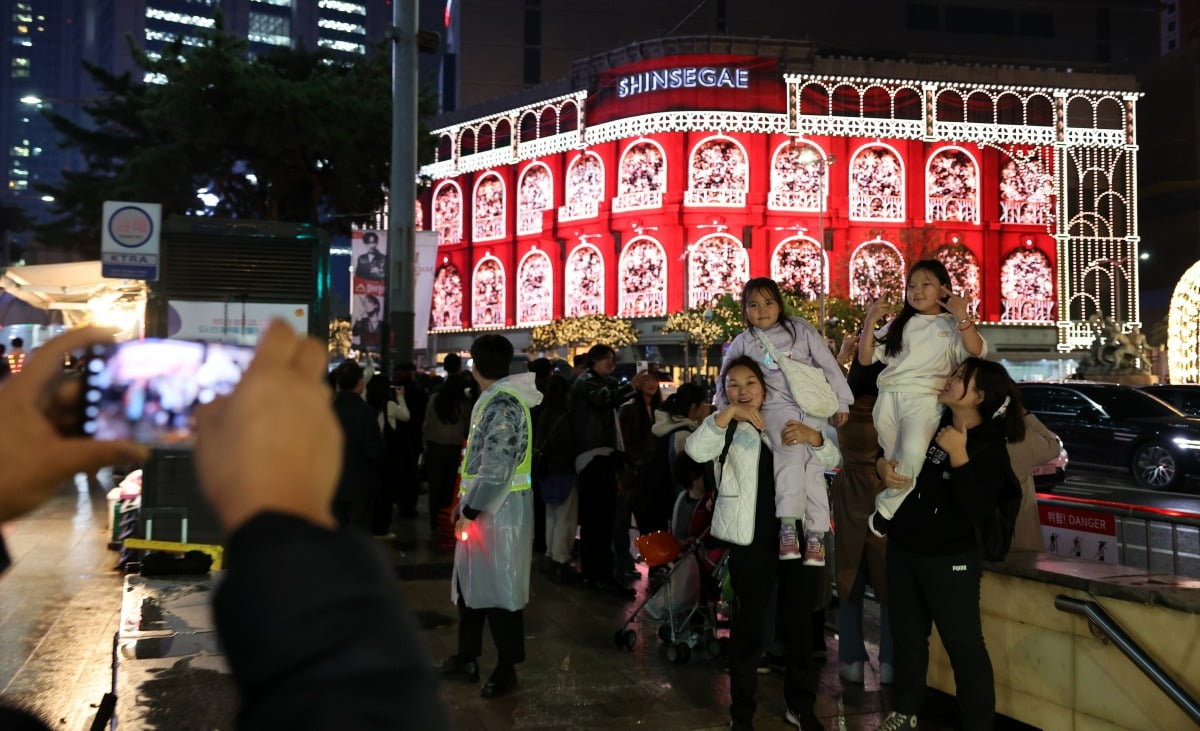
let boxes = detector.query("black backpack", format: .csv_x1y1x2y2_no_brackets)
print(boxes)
978,465,1022,561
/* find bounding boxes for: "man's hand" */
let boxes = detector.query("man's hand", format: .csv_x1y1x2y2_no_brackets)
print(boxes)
195,321,341,533
0,328,149,523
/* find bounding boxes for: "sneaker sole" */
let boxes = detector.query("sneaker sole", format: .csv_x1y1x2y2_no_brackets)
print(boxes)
779,553,805,560
801,558,826,566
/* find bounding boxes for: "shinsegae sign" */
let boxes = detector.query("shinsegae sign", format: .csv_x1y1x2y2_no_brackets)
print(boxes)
617,65,751,98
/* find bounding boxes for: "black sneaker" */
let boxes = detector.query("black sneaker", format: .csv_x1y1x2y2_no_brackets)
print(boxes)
437,654,479,682
480,665,518,698
785,707,823,730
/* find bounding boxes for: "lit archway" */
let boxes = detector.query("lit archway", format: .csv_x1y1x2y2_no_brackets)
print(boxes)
1168,260,1200,383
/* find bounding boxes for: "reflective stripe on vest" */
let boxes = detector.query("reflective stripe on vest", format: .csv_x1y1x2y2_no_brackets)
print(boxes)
458,384,533,494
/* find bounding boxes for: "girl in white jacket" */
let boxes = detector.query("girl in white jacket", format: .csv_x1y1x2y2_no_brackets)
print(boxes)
685,355,840,730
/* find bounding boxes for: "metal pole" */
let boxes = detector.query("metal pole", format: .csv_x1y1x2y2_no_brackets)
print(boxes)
388,0,419,374
818,161,826,338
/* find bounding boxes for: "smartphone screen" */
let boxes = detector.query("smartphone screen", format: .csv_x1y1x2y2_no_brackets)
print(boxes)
82,339,255,447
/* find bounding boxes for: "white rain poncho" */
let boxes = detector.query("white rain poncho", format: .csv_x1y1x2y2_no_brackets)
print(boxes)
451,372,543,611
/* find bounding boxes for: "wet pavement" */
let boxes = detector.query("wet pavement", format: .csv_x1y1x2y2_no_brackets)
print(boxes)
0,478,932,730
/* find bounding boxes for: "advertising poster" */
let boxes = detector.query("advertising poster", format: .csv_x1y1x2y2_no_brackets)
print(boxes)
351,230,387,353
1039,504,1118,563
166,301,308,345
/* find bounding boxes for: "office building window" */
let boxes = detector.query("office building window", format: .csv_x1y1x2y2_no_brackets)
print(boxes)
318,0,365,13
249,12,291,46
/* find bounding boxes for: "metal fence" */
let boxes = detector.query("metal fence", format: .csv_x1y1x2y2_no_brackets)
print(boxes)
1036,494,1200,579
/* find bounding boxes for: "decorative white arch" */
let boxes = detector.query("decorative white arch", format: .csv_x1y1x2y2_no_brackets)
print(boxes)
768,139,829,211
430,262,463,330
848,141,906,221
614,138,667,212
517,162,554,236
999,247,1055,322
516,247,553,325
1168,260,1200,383
770,236,827,297
472,171,506,241
848,238,906,302
565,243,605,316
561,151,605,221
687,233,749,308
471,254,506,328
618,236,668,317
925,145,980,224
685,134,749,207
432,180,463,245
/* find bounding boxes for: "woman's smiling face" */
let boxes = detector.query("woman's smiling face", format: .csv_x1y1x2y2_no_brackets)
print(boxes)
724,364,765,410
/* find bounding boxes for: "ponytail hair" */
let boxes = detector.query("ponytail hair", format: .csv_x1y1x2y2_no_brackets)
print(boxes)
958,357,1026,442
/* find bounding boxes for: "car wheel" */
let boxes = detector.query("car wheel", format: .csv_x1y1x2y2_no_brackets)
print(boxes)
1131,442,1183,490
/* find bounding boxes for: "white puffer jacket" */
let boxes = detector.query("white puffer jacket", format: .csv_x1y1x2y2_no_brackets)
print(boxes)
684,414,841,546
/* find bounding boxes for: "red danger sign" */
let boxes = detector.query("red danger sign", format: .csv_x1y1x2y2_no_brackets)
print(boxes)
1039,505,1116,535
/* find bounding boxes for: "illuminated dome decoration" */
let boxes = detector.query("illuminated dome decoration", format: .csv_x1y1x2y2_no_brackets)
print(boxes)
772,237,826,299
430,263,462,330
619,237,667,317
1167,260,1200,384
516,248,553,325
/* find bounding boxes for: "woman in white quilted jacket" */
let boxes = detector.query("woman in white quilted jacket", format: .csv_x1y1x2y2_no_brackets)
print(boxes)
686,355,841,731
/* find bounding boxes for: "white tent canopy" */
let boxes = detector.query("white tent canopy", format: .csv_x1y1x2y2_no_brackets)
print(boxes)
0,261,146,332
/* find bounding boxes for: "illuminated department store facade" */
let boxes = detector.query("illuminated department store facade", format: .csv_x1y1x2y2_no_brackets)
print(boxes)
417,40,1142,361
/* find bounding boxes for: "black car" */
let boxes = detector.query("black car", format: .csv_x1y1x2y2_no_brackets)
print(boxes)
1017,382,1200,490
1138,385,1200,418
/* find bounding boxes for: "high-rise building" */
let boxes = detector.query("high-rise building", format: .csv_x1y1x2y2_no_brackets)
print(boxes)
0,1,393,233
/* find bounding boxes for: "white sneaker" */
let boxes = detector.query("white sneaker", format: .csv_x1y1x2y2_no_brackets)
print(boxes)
876,711,917,730
838,660,864,684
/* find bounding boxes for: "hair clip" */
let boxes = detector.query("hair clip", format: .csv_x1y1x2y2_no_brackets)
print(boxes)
992,395,1011,419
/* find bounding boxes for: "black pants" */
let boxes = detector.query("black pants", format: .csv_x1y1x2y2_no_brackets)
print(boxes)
726,445,818,723
425,442,462,533
887,542,995,730
456,583,526,668
577,455,618,583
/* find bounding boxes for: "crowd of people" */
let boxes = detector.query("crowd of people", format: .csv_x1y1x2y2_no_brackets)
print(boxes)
0,271,1062,729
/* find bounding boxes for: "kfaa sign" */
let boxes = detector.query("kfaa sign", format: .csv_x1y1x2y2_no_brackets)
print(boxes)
102,201,161,281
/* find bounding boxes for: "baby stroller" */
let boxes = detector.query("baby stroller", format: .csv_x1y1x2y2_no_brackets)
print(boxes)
613,492,730,664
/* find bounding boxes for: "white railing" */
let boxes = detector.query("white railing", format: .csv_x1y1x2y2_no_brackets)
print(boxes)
850,194,904,221
557,198,599,222
436,225,462,246
684,189,747,207
517,302,552,325
1001,298,1056,323
689,288,731,308
566,297,603,317
517,209,544,236
612,190,663,212
1000,200,1054,226
927,195,979,224
473,216,505,241
619,292,666,317
768,189,821,211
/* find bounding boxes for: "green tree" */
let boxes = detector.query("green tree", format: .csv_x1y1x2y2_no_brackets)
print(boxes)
35,15,434,255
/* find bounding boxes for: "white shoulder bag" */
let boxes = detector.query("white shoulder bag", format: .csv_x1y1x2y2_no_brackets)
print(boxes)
754,328,839,419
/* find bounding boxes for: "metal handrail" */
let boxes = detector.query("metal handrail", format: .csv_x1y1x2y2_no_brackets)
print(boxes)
1055,595,1200,725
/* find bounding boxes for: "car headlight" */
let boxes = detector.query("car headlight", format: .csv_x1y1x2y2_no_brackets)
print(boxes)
1171,437,1200,450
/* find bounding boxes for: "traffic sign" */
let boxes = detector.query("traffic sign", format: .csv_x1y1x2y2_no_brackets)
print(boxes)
102,201,161,281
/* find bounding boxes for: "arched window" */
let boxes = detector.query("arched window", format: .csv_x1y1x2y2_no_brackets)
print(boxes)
565,244,605,316
562,152,604,220
472,255,506,327
933,244,982,317
614,140,666,212
430,263,463,330
998,153,1054,225
472,172,506,241
768,140,828,211
432,181,462,245
688,234,749,308
849,240,905,303
849,144,905,221
517,163,553,235
516,249,554,325
685,136,749,207
926,147,980,224
618,237,667,317
1000,248,1055,322
771,237,827,299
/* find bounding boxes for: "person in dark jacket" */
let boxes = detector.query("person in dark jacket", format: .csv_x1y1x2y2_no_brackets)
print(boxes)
571,344,636,598
331,360,384,531
392,362,428,518
533,373,580,582
423,371,473,542
870,357,1024,731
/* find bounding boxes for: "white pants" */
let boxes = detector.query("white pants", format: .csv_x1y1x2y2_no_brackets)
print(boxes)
545,484,579,565
872,391,942,522
763,403,831,534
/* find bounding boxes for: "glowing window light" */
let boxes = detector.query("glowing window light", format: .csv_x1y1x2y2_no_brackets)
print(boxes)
318,19,365,34
146,9,216,28
319,1,366,14
1167,260,1200,384
146,29,204,46
318,38,365,54
252,0,293,6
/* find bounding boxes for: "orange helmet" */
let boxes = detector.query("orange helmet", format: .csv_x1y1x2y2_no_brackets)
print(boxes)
635,531,681,567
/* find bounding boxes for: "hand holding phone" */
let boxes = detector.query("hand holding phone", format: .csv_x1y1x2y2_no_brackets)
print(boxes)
82,339,256,448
